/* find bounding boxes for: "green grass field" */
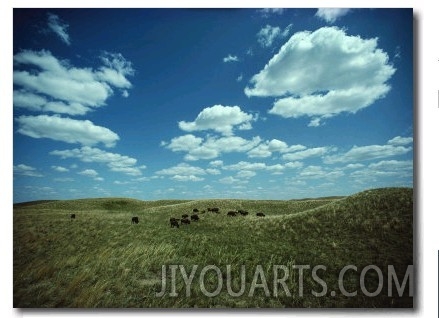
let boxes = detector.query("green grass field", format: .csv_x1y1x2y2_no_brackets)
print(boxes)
13,187,413,308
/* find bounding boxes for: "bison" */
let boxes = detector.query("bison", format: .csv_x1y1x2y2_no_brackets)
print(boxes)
190,214,199,221
256,212,265,217
70,213,76,220
182,214,189,219
227,211,238,217
193,208,199,213
132,216,139,224
170,217,180,228
208,207,219,213
239,210,249,216
181,218,191,225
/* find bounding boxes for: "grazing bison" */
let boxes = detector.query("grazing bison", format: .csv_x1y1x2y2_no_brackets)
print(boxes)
239,210,249,216
193,208,199,213
190,214,199,221
227,211,238,217
181,218,191,225
70,213,76,220
131,216,139,224
170,217,180,228
182,214,189,219
208,207,219,213
256,212,265,217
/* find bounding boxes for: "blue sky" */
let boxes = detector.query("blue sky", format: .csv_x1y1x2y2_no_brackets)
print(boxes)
13,8,413,203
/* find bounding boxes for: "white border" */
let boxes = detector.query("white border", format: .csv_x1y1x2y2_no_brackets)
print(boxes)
3,1,437,317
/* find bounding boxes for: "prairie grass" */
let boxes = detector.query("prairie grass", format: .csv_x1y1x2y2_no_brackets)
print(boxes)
13,187,413,308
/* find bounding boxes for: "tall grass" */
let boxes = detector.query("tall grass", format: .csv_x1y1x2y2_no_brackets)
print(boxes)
14,188,413,308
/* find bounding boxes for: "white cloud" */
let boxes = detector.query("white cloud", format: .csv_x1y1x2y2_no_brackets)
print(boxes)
50,146,144,176
245,27,395,126
14,164,43,177
257,24,292,48
78,169,99,178
51,165,69,172
387,136,413,146
209,160,223,167
282,147,335,161
219,176,248,185
14,90,90,115
164,134,262,161
315,8,352,23
258,8,285,17
16,115,120,148
178,105,255,136
236,74,243,82
13,50,134,115
299,165,344,180
349,160,412,182
171,175,204,182
324,138,412,164
236,170,257,179
47,13,71,45
156,163,207,182
223,54,239,63
156,163,206,177
247,138,305,158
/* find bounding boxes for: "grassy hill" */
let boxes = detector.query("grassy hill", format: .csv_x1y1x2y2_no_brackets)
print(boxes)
13,187,413,308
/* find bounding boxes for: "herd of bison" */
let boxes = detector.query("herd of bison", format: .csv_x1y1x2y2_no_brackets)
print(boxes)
69,207,266,228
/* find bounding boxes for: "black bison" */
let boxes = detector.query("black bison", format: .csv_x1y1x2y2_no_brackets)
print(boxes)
182,214,189,219
238,210,249,216
208,207,219,213
190,214,199,221
70,213,76,220
256,212,265,217
193,208,199,213
131,216,139,224
227,211,238,217
170,217,180,228
181,218,191,225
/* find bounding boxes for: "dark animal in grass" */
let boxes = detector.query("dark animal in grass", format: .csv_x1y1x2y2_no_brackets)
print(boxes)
238,210,249,216
182,214,189,219
131,216,139,224
256,212,265,217
208,207,219,213
181,218,191,225
227,211,238,217
190,214,199,221
193,208,199,213
170,217,180,228
70,213,76,220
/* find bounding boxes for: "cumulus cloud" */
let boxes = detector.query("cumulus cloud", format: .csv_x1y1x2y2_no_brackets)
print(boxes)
51,165,69,172
349,160,412,183
50,146,144,176
47,13,71,45
192,136,262,161
282,146,336,161
387,136,413,146
13,50,134,115
247,138,305,158
179,105,256,136
156,163,208,182
258,8,285,17
78,169,99,178
14,164,43,177
299,165,344,180
245,27,395,126
16,115,120,148
315,8,352,23
257,24,292,48
324,137,412,164
223,54,239,63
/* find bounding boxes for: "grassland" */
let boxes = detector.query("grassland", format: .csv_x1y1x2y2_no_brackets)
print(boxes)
13,187,413,308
